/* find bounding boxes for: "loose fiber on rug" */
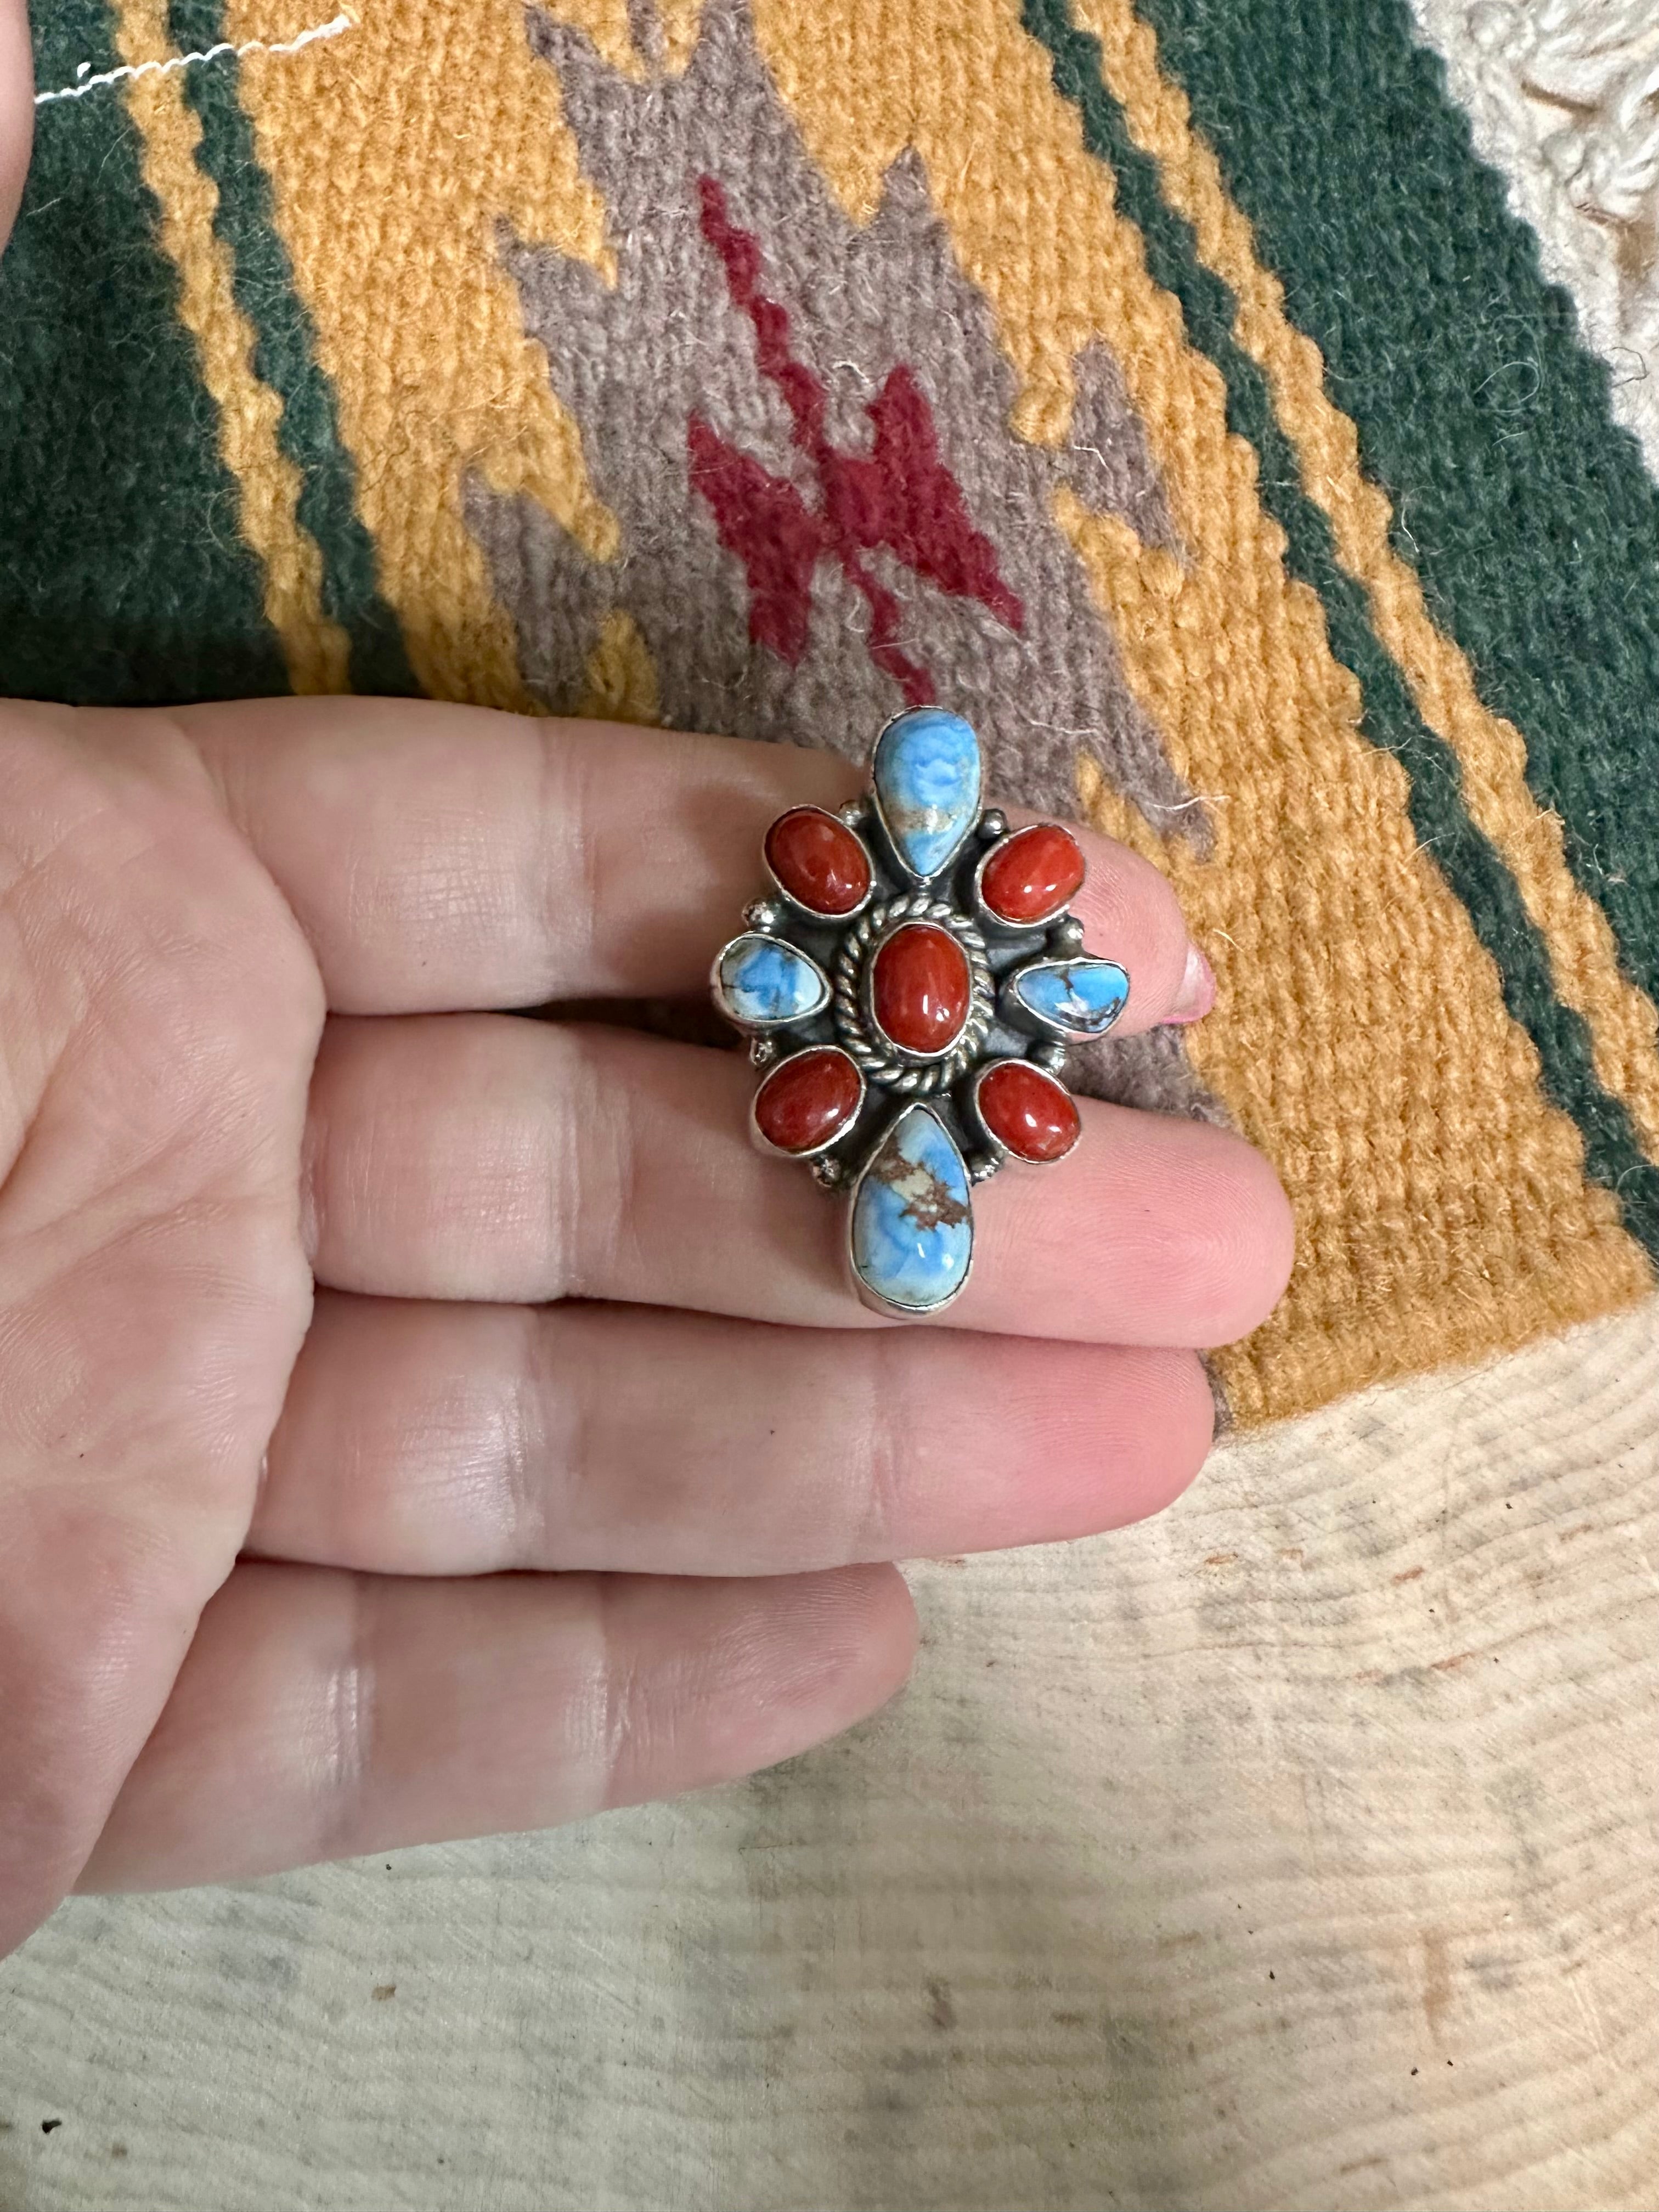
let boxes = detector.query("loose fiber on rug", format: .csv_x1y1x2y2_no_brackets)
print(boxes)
3,0,1657,1424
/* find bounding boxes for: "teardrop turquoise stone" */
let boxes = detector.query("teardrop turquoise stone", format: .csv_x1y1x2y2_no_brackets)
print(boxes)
872,709,983,881
1011,958,1130,1038
850,1105,974,1314
714,934,830,1028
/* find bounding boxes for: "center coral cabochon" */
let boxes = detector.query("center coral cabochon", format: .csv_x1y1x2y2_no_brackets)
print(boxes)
872,924,972,1056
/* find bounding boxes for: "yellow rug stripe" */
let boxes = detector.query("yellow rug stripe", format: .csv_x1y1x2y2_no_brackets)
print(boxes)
753,0,1652,1422
556,0,707,74
113,0,349,693
1079,0,1659,1167
576,608,662,726
223,0,622,710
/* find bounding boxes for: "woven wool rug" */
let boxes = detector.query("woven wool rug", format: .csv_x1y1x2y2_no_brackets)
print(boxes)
3,0,1658,1427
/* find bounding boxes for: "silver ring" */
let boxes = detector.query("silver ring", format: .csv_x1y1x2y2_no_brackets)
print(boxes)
710,708,1130,1317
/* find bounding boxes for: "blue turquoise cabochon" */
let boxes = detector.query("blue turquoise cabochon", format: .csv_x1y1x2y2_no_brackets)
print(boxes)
715,934,831,1027
1011,958,1130,1038
871,709,983,882
849,1103,974,1313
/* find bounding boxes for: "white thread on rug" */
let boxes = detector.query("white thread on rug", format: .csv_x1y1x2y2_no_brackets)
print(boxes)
33,8,354,108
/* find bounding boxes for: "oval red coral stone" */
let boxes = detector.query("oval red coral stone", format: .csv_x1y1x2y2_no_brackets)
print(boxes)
872,924,971,1057
980,823,1086,926
765,807,872,917
754,1047,862,1154
978,1059,1081,1163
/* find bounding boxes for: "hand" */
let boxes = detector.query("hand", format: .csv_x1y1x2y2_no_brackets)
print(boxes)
0,18,1289,1958
0,696,1290,1955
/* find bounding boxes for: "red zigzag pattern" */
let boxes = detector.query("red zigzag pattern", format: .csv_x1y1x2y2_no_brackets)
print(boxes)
689,176,1025,704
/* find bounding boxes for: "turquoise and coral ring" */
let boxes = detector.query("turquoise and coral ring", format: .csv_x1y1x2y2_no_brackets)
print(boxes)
711,709,1130,1318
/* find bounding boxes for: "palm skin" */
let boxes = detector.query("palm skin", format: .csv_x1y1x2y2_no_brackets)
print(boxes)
0,707,322,1951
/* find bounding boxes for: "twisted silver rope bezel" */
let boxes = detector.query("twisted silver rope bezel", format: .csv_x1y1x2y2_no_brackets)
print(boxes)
832,894,994,1096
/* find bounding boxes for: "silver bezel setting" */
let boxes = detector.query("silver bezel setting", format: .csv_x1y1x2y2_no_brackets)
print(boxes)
709,932,832,1032
869,709,984,888
967,1056,1082,1167
710,710,1130,1319
833,895,993,1093
1001,956,1129,1043
762,806,876,924
970,820,1085,933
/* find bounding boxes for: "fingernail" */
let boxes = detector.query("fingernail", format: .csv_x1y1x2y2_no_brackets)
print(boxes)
1166,941,1216,1025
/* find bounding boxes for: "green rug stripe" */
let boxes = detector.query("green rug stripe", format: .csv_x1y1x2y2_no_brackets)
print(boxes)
1022,0,1659,1256
1128,0,1659,1012
0,0,288,702
167,0,420,696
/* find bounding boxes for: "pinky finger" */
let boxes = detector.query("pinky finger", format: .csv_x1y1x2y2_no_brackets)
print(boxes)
76,1561,916,1891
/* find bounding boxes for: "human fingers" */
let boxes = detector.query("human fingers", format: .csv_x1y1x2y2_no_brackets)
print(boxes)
174,697,1210,1027
303,1017,1293,1346
249,1294,1215,1576
77,1559,916,1890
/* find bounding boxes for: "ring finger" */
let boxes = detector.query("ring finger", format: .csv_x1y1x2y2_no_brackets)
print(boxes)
303,1015,1294,1346
174,698,1210,1026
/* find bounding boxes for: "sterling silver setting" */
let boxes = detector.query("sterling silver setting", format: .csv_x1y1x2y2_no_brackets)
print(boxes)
710,709,1130,1317
835,895,995,1091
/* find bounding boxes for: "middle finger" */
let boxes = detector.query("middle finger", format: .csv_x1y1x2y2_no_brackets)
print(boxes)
303,1015,1293,1346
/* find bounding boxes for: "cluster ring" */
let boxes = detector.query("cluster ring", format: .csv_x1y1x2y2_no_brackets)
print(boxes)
710,707,1126,1317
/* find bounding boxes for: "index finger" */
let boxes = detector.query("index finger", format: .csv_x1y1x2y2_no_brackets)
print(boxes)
172,697,1210,1029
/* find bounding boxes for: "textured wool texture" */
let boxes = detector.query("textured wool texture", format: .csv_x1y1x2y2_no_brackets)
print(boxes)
2,0,1657,1421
